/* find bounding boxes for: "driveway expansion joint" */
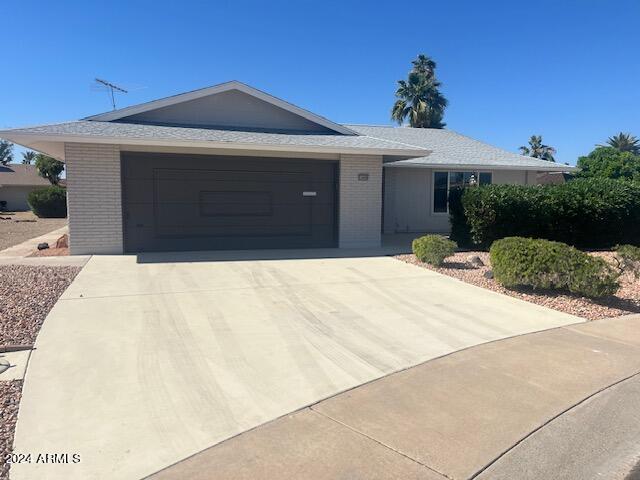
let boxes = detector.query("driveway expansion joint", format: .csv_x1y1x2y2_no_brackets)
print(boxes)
309,406,453,480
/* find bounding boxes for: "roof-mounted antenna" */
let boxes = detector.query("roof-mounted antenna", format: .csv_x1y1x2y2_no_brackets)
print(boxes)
94,78,128,110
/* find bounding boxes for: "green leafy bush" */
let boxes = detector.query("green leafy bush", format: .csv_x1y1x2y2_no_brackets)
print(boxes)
490,237,619,298
28,186,67,218
450,178,640,249
412,235,457,266
615,244,640,279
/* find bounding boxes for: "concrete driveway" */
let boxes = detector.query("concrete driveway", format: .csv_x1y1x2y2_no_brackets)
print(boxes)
12,253,582,480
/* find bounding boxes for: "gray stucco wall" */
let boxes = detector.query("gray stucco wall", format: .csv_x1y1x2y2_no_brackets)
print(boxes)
63,144,383,254
65,143,123,255
121,90,334,133
383,167,536,234
0,185,40,211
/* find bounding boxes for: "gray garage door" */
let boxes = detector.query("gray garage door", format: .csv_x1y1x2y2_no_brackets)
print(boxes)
122,152,338,252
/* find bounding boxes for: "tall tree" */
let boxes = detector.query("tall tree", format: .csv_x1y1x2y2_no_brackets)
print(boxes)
22,150,37,165
519,135,557,162
0,140,13,165
576,147,640,181
391,54,448,129
35,154,64,185
601,132,640,154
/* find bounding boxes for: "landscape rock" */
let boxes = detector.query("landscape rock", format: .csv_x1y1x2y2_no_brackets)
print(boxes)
55,234,69,249
37,242,49,250
468,255,485,267
483,270,494,279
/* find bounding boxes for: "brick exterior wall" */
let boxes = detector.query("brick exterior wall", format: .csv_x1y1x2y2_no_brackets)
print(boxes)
65,143,123,254
338,155,383,248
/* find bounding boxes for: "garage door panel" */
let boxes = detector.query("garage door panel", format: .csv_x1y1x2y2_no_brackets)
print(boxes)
122,152,337,252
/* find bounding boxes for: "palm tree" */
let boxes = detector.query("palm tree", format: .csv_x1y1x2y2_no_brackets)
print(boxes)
519,135,556,162
601,132,640,154
391,73,447,128
0,140,13,165
391,55,448,129
22,150,37,165
411,54,437,79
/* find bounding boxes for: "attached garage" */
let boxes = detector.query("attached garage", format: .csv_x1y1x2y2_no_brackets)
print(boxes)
121,152,338,252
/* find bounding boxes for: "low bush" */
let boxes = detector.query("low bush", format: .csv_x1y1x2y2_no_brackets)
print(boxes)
490,237,619,298
615,244,640,279
28,186,67,218
449,178,640,249
412,235,457,266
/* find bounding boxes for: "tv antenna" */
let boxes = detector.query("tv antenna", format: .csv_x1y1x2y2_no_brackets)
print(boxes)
94,78,128,110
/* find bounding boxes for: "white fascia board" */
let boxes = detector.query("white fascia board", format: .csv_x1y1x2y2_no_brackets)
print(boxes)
384,162,576,172
0,133,429,158
83,81,359,136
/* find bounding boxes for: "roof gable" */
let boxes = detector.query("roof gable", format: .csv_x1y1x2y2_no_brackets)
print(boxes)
85,81,357,135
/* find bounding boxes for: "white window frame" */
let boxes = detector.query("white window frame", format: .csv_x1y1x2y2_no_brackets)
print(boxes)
431,170,492,214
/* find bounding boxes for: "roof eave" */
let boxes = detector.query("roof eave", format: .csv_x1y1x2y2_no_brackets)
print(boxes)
384,162,576,172
0,132,430,159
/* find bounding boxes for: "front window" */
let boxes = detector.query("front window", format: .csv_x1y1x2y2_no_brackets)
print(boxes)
433,171,492,213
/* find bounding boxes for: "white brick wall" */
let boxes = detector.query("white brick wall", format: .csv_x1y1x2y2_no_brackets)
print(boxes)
65,143,123,254
339,155,382,248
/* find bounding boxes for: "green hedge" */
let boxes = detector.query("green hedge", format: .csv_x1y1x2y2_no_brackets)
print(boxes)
490,237,619,298
28,186,67,218
412,235,457,266
449,178,640,249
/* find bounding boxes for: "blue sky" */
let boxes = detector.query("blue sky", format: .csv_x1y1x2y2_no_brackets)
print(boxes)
2,0,639,165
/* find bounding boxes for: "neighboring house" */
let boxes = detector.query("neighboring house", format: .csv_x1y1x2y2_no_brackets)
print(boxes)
0,164,50,211
0,81,572,254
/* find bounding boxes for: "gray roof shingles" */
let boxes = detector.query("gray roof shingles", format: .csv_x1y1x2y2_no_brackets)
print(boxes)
1,121,426,153
346,125,572,170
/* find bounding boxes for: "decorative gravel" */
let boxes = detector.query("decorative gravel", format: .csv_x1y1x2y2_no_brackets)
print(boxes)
0,380,22,480
0,265,80,346
396,251,640,320
0,212,67,251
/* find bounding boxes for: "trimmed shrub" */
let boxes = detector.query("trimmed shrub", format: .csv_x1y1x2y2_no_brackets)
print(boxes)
28,186,67,218
412,235,457,266
490,237,619,298
615,244,640,279
450,178,640,249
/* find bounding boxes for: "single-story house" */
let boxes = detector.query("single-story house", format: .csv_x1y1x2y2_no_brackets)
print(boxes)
0,81,572,254
0,164,51,211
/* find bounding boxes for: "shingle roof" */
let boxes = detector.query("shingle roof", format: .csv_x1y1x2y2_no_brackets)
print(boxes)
0,164,50,186
0,121,428,155
346,125,573,171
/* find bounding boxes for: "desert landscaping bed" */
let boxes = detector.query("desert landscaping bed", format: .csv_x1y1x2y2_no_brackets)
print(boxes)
0,212,67,251
0,265,80,346
0,265,79,479
0,381,22,480
396,251,640,320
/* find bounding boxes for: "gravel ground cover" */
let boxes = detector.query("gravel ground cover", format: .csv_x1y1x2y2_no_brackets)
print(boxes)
0,380,21,480
396,251,640,320
0,265,80,346
0,212,67,251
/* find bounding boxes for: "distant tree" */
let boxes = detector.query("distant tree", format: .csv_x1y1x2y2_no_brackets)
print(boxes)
600,132,640,155
0,140,13,165
519,135,557,162
22,150,37,165
576,146,640,181
391,54,448,129
35,154,64,185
